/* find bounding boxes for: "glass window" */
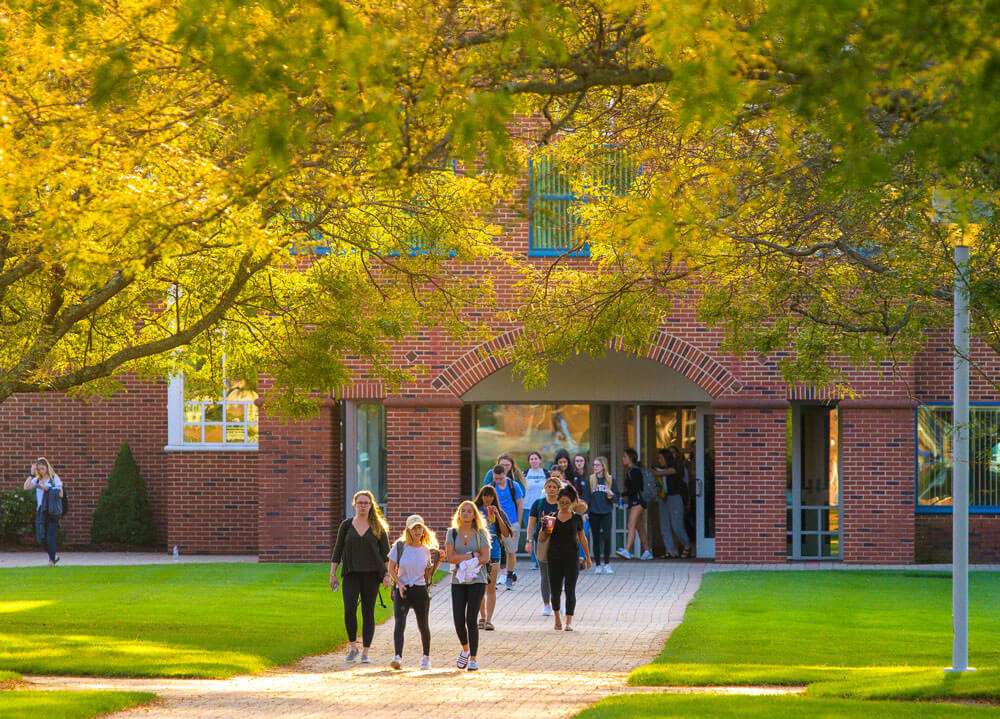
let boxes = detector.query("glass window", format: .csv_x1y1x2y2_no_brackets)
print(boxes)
182,379,259,447
528,151,638,255
917,405,1000,509
356,403,386,503
475,404,591,485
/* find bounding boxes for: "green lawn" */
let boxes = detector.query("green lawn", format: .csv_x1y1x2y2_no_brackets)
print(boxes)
0,563,391,678
0,690,155,719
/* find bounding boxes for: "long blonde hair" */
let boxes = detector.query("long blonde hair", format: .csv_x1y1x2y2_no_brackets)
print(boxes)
450,500,486,532
35,457,57,481
353,490,390,537
589,456,613,492
395,522,439,550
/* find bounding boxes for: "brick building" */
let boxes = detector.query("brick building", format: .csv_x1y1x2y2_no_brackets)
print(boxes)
3,160,998,565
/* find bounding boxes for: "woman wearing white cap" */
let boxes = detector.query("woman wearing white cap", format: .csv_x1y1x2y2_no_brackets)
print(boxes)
387,514,441,670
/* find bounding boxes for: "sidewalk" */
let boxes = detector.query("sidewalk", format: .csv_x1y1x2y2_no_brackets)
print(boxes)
24,561,708,718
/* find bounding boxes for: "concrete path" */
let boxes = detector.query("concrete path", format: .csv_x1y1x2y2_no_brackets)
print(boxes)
24,561,711,718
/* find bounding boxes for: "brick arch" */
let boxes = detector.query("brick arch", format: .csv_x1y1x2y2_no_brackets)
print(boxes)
430,329,742,398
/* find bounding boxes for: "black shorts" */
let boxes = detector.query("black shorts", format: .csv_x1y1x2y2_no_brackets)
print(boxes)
627,497,646,510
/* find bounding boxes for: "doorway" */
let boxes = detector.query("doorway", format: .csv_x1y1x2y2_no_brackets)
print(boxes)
787,404,841,559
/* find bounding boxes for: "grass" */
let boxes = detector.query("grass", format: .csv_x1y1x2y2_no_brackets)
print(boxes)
0,690,155,719
576,694,1000,719
629,570,1000,698
0,563,392,678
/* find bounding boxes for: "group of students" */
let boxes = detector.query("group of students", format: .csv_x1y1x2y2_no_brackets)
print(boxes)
329,445,691,672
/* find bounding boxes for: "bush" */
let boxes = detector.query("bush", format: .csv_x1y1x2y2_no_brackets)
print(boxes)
0,488,36,542
90,442,156,546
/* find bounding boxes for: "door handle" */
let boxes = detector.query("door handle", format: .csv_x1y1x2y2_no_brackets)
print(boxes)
696,478,703,498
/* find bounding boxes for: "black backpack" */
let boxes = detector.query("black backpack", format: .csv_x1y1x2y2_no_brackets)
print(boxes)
45,486,65,518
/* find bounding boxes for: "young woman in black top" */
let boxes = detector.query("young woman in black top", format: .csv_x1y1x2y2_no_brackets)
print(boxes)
330,490,391,664
539,485,592,631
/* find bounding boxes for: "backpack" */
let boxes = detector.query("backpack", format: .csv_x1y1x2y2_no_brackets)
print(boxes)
639,466,658,504
44,486,64,518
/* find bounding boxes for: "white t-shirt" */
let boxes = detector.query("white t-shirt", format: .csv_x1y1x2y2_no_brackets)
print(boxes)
30,475,62,509
388,542,432,587
523,468,547,515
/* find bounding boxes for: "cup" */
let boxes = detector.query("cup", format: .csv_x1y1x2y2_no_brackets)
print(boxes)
543,514,556,532
487,505,496,520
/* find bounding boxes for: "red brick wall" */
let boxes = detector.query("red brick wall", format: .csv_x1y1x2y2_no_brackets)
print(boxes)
384,402,463,539
713,401,789,563
165,451,258,554
0,377,170,547
916,514,1000,563
839,402,915,563
257,400,340,562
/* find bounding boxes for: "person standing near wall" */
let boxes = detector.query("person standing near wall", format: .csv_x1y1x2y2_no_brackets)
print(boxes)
617,448,652,560
485,462,524,590
524,474,561,616
473,484,511,631
654,448,691,558
330,490,391,665
23,458,62,566
446,500,491,671
588,456,616,574
387,514,440,671
542,485,592,631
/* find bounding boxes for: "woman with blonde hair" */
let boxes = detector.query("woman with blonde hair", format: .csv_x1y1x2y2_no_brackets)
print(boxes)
445,500,491,671
23,457,63,566
330,490,391,664
387,515,441,670
588,456,617,574
473,484,512,631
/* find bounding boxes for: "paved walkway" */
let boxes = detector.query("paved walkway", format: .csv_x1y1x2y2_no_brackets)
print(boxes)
24,562,713,718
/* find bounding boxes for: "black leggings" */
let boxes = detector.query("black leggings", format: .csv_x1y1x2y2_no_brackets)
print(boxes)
343,571,381,647
590,512,612,564
548,559,580,615
393,584,431,657
451,583,487,655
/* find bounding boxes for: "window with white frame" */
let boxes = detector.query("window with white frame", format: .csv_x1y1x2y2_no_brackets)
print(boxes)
167,376,259,450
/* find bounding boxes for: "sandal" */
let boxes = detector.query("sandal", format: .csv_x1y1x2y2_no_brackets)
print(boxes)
477,618,485,629
484,621,495,631
564,625,574,632
554,620,562,631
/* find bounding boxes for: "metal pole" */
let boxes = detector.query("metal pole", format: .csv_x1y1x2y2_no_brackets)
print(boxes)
947,243,972,673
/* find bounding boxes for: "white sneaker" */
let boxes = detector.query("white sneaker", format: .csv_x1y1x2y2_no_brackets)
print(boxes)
420,655,431,670
594,565,603,575
604,564,614,574
615,548,631,560
390,655,402,670
640,550,653,560
541,604,552,616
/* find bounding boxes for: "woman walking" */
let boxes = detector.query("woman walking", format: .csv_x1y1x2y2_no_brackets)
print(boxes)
523,451,549,570
23,458,63,566
617,448,652,560
654,448,691,558
524,474,561,616
446,500,491,671
540,485,592,631
387,514,440,670
571,453,592,568
330,490,391,664
473,484,511,630
588,456,616,574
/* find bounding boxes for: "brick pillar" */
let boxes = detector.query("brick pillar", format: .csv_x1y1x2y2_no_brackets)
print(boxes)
384,398,463,538
257,398,340,562
712,399,789,563
840,399,915,563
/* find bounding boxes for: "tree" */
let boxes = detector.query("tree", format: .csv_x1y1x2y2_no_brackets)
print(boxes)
90,442,155,546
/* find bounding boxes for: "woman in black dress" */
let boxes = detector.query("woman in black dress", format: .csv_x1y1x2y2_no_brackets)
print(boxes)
539,484,592,631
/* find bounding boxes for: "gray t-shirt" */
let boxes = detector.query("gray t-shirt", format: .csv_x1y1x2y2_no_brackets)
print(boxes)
388,542,432,587
446,527,490,584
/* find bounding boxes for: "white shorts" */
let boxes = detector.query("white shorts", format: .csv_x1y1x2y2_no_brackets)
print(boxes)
502,523,521,554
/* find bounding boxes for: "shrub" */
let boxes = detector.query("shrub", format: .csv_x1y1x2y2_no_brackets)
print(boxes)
90,442,156,546
0,488,36,542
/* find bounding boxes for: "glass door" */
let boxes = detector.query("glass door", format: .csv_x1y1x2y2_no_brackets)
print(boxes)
787,405,841,559
695,407,716,558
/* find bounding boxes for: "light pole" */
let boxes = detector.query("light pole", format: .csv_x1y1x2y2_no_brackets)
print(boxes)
946,241,973,674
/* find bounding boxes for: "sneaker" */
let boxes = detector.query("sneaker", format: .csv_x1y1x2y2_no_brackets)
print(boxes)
457,651,470,669
420,655,431,670
345,648,360,663
604,564,614,574
498,572,507,585
504,574,514,591
640,550,654,561
390,655,402,670
541,604,552,616
594,565,603,575
510,571,517,583
467,659,479,671
360,653,371,664
531,563,539,570
615,548,631,560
